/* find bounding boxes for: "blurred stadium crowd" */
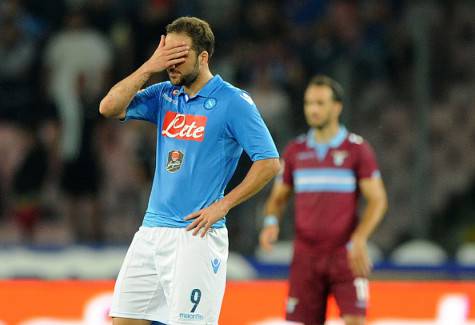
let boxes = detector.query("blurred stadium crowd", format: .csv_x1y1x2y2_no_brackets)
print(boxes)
0,0,474,265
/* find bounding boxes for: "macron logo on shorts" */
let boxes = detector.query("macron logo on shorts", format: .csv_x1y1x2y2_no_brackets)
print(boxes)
162,111,207,142
211,258,221,274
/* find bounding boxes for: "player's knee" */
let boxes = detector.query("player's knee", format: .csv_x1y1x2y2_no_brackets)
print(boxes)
343,315,365,325
112,317,152,325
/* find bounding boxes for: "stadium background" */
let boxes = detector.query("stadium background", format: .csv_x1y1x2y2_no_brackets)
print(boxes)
0,0,474,324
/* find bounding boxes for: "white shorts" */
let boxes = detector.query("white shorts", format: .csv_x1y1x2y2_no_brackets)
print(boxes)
110,226,228,324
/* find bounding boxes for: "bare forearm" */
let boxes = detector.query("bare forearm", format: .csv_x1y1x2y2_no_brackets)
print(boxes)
99,65,152,118
352,198,387,241
221,158,280,211
264,187,290,220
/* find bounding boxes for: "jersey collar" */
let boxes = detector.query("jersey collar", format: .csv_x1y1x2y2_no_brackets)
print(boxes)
177,74,223,99
306,126,348,160
307,126,347,148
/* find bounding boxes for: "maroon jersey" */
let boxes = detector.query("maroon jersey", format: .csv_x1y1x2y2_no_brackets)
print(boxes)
282,127,380,254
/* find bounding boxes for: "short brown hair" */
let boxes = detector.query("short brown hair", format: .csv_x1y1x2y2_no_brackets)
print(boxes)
166,17,215,58
308,75,344,102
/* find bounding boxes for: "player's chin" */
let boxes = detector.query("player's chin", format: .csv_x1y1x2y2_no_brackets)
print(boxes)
309,122,322,129
168,74,182,85
169,79,180,86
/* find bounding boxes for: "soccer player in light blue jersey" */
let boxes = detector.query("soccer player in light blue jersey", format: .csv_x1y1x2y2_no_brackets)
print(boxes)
100,17,280,325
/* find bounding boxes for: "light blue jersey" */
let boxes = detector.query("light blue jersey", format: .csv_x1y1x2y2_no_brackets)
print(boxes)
123,75,279,228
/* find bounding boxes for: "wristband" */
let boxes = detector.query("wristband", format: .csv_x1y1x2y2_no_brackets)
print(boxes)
263,215,279,227
346,241,353,250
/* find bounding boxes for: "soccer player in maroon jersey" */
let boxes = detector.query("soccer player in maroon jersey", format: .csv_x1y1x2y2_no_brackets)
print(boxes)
259,75,388,325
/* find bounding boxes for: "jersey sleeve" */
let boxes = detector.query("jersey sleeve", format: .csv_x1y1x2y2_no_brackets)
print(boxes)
226,91,279,161
355,140,381,180
281,144,295,186
123,83,165,124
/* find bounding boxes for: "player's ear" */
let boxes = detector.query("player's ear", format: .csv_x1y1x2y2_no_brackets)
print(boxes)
334,102,343,116
199,51,209,65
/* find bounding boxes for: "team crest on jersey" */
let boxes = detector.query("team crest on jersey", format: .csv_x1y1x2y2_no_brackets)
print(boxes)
332,150,348,166
166,150,184,173
172,89,180,96
204,97,217,110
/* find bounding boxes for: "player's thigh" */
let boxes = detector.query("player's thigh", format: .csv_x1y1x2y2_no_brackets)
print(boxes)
329,250,367,318
286,252,328,325
168,228,228,325
111,228,167,321
112,317,151,325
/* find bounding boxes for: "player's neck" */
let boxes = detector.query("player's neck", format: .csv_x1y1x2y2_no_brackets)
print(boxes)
184,69,213,97
314,123,340,144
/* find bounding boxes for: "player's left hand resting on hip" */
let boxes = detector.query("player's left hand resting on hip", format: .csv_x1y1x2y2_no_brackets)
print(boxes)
347,237,372,277
185,201,229,237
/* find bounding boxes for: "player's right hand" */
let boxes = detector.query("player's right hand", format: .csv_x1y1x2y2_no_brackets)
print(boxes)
143,35,189,73
259,224,279,252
